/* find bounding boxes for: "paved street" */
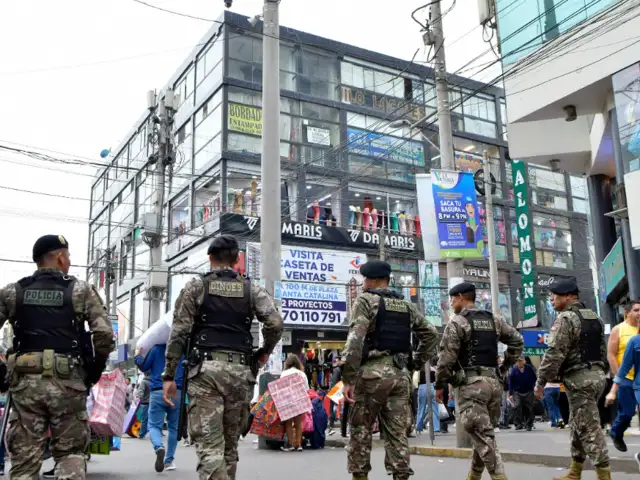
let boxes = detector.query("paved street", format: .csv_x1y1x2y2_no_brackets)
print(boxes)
38,433,638,479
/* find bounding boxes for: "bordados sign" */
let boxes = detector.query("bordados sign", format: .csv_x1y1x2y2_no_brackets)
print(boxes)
247,243,366,326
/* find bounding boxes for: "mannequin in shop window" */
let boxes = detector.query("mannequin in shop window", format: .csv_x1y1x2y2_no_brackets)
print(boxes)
322,205,336,227
306,200,321,224
349,206,357,227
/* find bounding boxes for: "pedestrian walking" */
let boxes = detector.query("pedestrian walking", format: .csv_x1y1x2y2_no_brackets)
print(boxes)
135,343,184,472
509,355,537,431
606,300,640,451
0,234,114,479
136,373,151,439
534,278,611,480
544,382,564,428
416,368,439,434
162,235,283,480
341,260,439,480
435,282,524,480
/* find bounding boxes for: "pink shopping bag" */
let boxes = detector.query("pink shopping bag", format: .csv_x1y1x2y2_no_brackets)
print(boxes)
89,369,127,437
267,374,312,422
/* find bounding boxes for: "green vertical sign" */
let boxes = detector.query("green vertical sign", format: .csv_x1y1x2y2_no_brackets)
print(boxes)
511,160,538,327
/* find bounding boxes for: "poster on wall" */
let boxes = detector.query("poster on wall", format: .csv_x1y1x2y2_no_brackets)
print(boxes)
228,103,263,136
418,261,445,327
247,243,366,326
430,170,484,259
511,159,538,328
306,126,331,146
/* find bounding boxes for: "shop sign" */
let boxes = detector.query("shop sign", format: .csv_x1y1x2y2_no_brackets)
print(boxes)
281,330,292,346
247,242,366,326
341,86,426,122
387,258,418,273
347,127,425,166
228,103,262,136
523,347,547,356
602,238,625,298
521,330,550,348
431,170,484,259
221,213,421,253
511,160,538,328
306,126,331,146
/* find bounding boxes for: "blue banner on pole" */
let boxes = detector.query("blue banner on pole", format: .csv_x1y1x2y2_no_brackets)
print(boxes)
431,170,484,258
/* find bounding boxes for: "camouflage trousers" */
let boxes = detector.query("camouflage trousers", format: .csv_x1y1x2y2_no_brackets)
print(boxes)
347,360,413,480
187,360,254,480
7,373,89,480
564,369,609,467
457,376,505,477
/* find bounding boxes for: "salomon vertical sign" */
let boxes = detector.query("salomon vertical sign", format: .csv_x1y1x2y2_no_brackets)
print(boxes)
511,160,538,328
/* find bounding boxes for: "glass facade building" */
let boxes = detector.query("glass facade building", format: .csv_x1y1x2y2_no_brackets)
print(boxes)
87,11,594,344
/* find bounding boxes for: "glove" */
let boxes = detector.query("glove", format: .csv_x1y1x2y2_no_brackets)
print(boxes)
87,357,107,386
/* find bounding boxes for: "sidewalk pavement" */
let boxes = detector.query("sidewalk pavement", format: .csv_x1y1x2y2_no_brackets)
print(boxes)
325,422,640,474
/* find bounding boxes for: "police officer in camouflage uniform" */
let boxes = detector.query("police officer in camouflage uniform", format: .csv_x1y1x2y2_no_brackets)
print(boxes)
435,282,523,480
0,235,114,480
162,235,283,480
342,260,439,480
533,278,611,480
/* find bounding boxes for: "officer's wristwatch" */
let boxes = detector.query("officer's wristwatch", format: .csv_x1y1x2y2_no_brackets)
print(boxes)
161,372,174,382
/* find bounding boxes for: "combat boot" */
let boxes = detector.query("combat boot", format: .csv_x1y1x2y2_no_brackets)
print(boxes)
352,476,367,480
552,459,584,480
594,466,611,480
466,471,483,480
490,475,508,480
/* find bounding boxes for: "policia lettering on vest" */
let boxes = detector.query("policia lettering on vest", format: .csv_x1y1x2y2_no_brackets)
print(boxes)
435,282,524,480
534,278,611,480
341,260,439,480
162,235,283,480
0,234,114,480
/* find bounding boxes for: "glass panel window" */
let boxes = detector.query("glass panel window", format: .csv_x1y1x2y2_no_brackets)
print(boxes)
533,213,573,268
612,62,640,174
304,179,341,226
345,188,418,234
529,166,568,210
570,175,588,213
172,120,193,193
194,91,222,172
194,172,222,226
226,171,262,215
170,192,190,240
478,202,507,261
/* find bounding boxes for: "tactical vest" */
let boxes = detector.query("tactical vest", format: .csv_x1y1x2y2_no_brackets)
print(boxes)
13,271,80,354
459,310,498,369
193,270,253,355
561,304,603,373
365,289,412,354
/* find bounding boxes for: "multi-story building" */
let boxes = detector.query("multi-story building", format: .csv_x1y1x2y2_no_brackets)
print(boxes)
87,11,594,360
492,0,640,329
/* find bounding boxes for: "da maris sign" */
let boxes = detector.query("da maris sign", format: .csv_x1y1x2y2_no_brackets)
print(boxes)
511,160,538,328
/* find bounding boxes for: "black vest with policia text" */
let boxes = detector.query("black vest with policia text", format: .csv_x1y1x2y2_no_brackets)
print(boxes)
560,303,603,374
365,289,412,354
193,269,253,355
13,271,80,354
459,309,498,369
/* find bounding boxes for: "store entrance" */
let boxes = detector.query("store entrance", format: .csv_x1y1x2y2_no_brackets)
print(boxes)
300,340,345,391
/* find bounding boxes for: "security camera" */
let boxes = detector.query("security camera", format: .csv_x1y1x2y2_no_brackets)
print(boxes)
224,0,232,7
563,105,577,122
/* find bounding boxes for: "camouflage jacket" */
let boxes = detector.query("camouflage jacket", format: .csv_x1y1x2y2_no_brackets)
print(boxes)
341,290,439,385
0,268,114,359
435,307,523,388
536,301,608,388
164,268,283,378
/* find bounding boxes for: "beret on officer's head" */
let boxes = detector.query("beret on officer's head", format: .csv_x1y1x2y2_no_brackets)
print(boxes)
32,235,69,262
548,278,579,295
207,234,239,255
449,282,475,297
360,260,391,279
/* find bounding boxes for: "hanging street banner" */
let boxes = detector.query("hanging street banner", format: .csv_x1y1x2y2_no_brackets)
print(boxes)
247,243,366,326
430,170,484,259
511,159,538,328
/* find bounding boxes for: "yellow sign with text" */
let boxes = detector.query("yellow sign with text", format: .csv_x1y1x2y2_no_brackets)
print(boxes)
228,103,263,136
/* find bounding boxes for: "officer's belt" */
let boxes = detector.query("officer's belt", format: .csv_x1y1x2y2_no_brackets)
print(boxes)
463,366,498,378
564,362,604,376
201,351,248,365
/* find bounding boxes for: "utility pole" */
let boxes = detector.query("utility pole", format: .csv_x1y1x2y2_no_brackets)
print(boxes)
429,0,469,448
104,248,111,312
146,89,176,328
110,248,118,316
483,150,500,316
257,0,282,451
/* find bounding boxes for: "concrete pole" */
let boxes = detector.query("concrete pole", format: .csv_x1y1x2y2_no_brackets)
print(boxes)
483,151,500,316
431,0,469,448
111,249,118,317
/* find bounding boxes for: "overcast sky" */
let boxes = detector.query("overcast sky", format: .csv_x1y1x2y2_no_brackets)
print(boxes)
0,0,499,288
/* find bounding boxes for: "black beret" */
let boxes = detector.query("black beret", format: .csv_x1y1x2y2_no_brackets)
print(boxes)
360,260,391,279
548,278,579,295
449,282,475,296
207,234,239,255
32,235,69,262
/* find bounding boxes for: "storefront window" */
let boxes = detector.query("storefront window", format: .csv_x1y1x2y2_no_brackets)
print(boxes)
474,283,513,324
170,192,190,240
304,177,340,226
346,187,418,234
533,214,573,268
194,170,222,227
570,175,588,214
612,62,640,173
